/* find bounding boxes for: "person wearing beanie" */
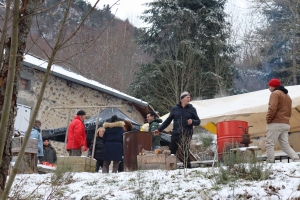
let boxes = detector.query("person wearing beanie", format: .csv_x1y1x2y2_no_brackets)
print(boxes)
66,110,88,156
266,79,300,163
40,138,57,164
102,115,125,173
154,91,200,168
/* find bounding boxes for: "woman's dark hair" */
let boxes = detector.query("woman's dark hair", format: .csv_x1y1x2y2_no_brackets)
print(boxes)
110,115,119,122
147,112,156,117
124,120,133,131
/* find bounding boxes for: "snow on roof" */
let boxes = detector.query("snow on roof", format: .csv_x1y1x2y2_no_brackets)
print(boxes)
191,85,300,120
23,54,148,107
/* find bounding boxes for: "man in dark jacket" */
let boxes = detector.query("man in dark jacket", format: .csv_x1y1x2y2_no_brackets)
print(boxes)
154,91,200,168
147,112,162,151
40,138,57,164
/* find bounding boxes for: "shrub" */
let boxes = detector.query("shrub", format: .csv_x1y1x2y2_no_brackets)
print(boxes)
208,146,271,187
198,133,215,149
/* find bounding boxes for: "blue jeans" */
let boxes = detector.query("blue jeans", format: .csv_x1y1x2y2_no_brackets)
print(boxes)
152,146,160,151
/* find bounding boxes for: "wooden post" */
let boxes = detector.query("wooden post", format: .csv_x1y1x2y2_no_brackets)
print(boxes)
63,109,71,156
91,107,101,159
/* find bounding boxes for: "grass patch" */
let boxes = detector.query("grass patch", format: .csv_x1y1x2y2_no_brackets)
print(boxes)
207,147,271,187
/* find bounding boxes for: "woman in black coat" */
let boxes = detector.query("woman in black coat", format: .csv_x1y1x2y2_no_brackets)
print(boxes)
102,115,124,173
88,127,105,172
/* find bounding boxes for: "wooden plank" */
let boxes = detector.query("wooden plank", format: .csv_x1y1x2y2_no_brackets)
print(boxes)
138,163,166,170
137,154,165,164
56,156,96,172
12,137,38,154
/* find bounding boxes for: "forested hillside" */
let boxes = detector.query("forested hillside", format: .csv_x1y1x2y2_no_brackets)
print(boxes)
0,0,150,93
0,0,298,115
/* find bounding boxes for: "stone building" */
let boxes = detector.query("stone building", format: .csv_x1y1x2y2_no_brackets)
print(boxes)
16,54,155,134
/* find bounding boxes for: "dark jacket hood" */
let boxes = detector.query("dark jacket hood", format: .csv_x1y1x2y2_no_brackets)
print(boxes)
150,118,162,124
44,144,54,149
177,102,193,108
274,86,288,94
33,126,41,132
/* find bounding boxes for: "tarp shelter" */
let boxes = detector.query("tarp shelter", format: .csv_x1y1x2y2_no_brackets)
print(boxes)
42,108,141,147
160,85,300,138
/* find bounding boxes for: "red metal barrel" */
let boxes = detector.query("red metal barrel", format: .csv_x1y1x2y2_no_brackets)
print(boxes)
216,120,248,155
123,131,152,172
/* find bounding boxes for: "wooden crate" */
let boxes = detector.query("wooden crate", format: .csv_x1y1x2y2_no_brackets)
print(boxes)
56,156,96,172
166,155,177,170
137,154,165,170
12,137,38,154
11,137,39,174
137,154,177,170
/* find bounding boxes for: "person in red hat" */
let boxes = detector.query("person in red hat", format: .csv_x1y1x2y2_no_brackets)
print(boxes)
266,78,300,163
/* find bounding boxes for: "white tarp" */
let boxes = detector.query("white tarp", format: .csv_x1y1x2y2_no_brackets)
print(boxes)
160,85,300,137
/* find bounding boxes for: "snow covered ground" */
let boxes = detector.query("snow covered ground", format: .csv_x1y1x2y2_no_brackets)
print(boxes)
8,161,300,200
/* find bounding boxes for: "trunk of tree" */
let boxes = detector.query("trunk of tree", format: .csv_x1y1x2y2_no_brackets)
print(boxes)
0,0,11,66
0,0,42,193
292,33,298,85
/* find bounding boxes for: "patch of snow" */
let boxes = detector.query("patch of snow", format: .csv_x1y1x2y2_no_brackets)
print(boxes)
8,162,300,199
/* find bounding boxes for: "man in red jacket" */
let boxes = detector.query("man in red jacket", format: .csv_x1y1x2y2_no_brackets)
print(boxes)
66,110,88,156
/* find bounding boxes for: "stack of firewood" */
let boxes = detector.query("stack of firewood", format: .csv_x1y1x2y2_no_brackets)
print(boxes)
139,149,171,156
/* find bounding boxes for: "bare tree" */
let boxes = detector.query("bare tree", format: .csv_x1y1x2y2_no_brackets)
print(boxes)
249,0,300,85
177,131,192,178
0,0,119,196
0,0,44,193
25,7,145,93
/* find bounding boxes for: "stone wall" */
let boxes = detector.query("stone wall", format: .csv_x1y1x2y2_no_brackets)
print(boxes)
17,66,145,131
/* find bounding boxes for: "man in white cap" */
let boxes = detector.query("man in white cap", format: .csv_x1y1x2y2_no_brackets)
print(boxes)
154,91,200,168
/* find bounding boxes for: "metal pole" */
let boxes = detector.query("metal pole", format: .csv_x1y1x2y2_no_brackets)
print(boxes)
63,109,71,156
51,105,122,110
50,105,123,157
91,107,101,160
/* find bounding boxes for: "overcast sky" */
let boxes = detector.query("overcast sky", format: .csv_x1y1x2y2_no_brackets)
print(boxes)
87,0,249,28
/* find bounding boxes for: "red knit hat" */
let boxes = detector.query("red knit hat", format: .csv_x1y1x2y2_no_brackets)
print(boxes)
268,78,281,87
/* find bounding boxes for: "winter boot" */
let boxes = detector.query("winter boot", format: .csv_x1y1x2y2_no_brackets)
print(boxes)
102,161,110,173
112,161,119,173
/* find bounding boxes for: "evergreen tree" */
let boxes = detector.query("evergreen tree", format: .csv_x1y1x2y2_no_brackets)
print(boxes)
256,0,300,85
131,0,236,114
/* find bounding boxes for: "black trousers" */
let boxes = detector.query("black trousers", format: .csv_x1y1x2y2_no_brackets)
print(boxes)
96,159,104,172
118,159,124,172
68,149,82,156
169,134,192,168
